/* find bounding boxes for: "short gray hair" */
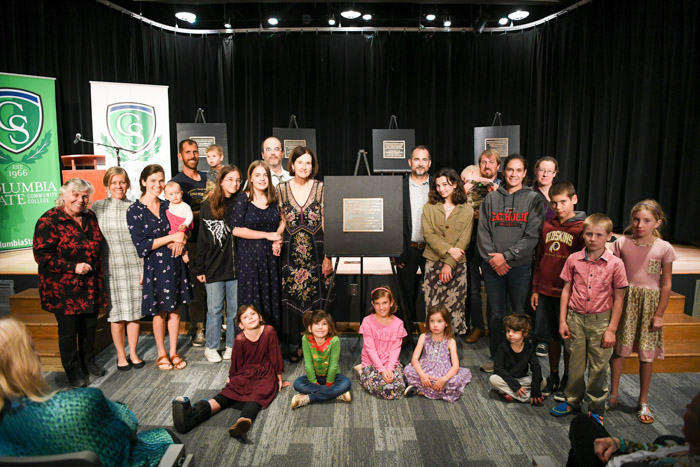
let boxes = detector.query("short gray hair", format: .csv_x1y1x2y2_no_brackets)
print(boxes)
55,178,94,210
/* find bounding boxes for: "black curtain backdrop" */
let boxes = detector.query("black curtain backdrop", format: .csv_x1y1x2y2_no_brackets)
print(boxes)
1,0,698,242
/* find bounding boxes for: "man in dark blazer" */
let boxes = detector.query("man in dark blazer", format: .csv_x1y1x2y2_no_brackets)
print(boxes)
394,145,432,324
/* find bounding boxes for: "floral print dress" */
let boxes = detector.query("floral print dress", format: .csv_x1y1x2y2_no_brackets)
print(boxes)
277,181,330,342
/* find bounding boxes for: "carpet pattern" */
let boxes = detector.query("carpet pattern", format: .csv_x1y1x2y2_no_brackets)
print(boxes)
44,334,700,466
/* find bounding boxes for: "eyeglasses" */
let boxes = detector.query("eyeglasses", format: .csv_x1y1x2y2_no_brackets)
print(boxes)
536,169,556,175
264,147,281,152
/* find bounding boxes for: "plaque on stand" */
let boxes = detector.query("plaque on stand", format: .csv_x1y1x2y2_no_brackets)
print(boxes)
474,114,520,166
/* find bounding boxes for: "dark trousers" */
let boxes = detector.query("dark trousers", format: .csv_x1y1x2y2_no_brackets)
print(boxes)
466,230,485,331
396,245,426,323
54,311,98,374
184,240,206,333
566,414,608,467
213,394,261,421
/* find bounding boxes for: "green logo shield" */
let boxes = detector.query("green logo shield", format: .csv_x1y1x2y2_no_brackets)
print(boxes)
106,102,156,153
0,88,43,154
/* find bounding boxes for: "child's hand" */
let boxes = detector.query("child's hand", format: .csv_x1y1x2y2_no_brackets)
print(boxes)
279,380,291,391
419,373,432,388
225,377,230,384
559,322,570,340
530,396,544,405
516,387,528,398
602,330,616,348
381,370,394,383
182,251,190,263
178,224,188,232
594,437,620,463
650,315,663,332
432,378,446,391
530,292,539,310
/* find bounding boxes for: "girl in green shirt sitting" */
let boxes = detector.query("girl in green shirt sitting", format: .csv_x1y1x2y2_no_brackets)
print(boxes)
290,310,352,408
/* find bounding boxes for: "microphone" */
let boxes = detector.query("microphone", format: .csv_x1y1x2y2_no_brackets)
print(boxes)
73,133,81,144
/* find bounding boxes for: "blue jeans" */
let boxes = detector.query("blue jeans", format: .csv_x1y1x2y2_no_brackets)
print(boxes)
482,262,531,357
205,279,238,349
293,374,352,403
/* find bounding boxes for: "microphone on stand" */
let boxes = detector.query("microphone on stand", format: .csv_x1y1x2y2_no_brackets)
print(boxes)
73,133,82,144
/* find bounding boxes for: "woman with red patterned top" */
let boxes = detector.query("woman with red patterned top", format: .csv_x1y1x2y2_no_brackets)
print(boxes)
32,178,107,389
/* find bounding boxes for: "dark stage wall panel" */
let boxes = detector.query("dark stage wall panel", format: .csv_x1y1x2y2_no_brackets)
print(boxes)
1,0,698,242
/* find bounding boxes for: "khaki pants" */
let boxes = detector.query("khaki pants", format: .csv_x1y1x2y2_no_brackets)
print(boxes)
489,374,545,402
564,309,613,413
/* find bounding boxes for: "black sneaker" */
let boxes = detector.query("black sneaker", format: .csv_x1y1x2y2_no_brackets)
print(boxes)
67,370,88,388
86,360,106,377
541,373,560,397
553,374,568,402
404,386,418,397
536,343,548,357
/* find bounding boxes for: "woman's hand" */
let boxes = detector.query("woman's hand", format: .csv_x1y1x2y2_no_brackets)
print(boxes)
169,242,185,257
197,274,206,283
439,263,453,283
381,370,394,383
172,231,187,244
447,247,464,262
266,232,282,242
272,239,281,256
75,262,92,275
322,257,333,277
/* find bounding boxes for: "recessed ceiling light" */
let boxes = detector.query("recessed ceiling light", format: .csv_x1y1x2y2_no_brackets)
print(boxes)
507,10,530,21
341,10,361,20
224,21,232,28
443,17,452,27
267,17,279,26
362,13,372,21
328,15,336,26
425,13,436,21
175,12,196,24
498,17,509,26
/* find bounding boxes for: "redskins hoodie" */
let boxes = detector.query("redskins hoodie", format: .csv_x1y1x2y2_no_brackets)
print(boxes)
477,185,545,268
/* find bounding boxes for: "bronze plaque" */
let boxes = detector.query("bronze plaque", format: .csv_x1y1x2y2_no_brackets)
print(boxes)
343,198,384,232
485,137,508,161
382,140,406,159
283,139,307,158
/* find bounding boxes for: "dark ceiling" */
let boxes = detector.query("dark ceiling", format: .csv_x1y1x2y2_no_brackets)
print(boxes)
104,0,581,30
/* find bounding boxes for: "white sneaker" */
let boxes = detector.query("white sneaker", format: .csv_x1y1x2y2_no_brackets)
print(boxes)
204,348,222,363
336,391,352,403
291,394,310,409
222,346,232,360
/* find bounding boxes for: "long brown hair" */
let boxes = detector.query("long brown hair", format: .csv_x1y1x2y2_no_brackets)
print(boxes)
210,165,242,220
243,160,277,205
368,285,398,315
428,168,467,205
303,310,338,339
424,304,454,339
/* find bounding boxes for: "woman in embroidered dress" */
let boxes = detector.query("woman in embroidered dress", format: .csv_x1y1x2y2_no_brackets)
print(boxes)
91,167,144,371
277,146,333,362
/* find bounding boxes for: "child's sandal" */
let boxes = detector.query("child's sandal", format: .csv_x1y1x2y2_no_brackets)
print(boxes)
637,403,655,424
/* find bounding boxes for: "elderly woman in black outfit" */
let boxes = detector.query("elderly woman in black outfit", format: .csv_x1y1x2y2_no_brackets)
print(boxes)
33,178,108,388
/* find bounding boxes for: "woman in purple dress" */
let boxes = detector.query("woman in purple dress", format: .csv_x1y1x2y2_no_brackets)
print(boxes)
231,161,284,330
404,304,472,402
127,164,191,371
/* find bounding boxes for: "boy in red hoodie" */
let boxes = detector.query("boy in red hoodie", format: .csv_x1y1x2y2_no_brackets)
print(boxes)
530,181,585,400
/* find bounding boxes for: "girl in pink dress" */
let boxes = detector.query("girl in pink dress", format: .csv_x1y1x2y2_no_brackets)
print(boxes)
404,304,472,402
608,200,677,424
354,286,407,400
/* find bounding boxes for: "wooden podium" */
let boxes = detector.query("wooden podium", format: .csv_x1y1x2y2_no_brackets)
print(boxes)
60,154,107,202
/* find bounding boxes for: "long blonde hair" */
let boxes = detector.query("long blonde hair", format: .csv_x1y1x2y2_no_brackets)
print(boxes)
0,318,54,411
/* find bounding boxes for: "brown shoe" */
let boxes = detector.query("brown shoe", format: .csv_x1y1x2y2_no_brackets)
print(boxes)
465,328,483,344
229,417,252,438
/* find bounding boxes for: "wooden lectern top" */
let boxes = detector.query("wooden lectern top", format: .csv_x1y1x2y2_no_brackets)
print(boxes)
60,154,107,170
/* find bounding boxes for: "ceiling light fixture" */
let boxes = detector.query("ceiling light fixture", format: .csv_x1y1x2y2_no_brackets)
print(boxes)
175,12,196,24
498,17,509,26
443,16,452,27
267,17,279,26
328,14,336,26
362,13,372,21
224,18,232,28
341,9,361,20
425,13,436,21
507,10,530,21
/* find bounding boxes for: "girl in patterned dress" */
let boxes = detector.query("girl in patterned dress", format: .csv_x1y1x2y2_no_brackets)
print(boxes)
609,200,677,424
354,286,408,400
404,304,472,402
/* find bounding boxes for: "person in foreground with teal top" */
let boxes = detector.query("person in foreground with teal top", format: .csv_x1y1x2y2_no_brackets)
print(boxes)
290,310,352,409
0,317,176,466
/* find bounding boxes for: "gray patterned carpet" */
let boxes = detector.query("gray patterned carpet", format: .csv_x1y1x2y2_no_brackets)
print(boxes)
44,334,700,466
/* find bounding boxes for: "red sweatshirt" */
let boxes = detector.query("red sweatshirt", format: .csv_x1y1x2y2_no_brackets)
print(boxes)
531,211,586,297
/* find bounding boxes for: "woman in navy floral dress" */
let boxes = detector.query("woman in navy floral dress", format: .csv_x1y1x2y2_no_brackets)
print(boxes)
231,161,284,330
276,147,333,362
127,165,191,371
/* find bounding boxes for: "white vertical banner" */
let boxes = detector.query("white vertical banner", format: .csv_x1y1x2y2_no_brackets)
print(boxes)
90,81,171,197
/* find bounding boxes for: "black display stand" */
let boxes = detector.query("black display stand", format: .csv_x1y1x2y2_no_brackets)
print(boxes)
176,119,229,173
273,116,317,161
323,175,417,343
473,114,520,166
371,115,415,174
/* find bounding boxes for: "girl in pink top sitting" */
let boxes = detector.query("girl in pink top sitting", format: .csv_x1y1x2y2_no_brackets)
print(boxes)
354,286,407,399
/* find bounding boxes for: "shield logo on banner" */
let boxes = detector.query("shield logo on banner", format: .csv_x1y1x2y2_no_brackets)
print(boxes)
106,102,156,153
0,88,44,154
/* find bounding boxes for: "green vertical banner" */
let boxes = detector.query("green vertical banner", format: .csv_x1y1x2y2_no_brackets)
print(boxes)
0,73,61,251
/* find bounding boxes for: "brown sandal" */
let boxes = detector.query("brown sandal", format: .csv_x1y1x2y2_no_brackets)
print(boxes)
170,353,187,370
156,355,173,371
